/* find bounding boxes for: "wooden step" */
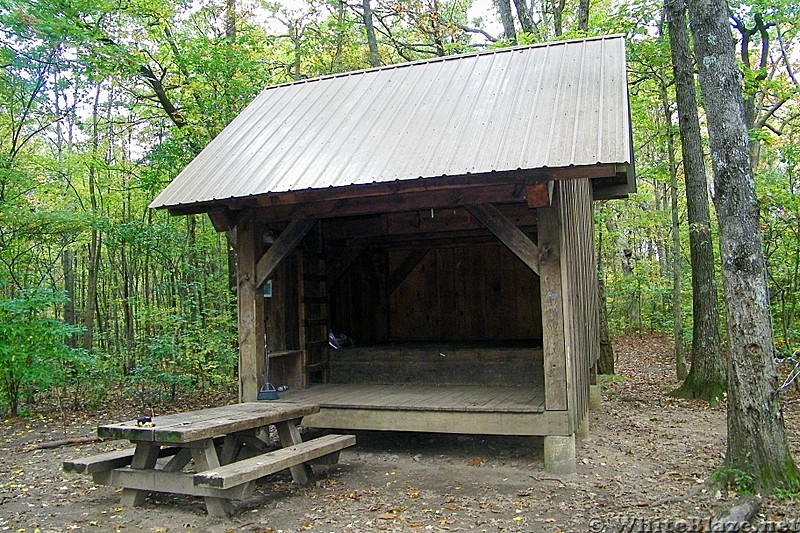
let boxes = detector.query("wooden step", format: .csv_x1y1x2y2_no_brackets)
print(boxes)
194,434,356,490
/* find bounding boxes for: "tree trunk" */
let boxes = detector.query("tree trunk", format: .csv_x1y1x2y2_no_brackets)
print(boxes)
551,0,565,36
83,84,103,353
596,211,615,374
577,0,590,32
686,0,799,492
362,0,381,67
662,81,687,379
62,248,76,347
225,0,236,40
665,0,726,403
513,0,536,34
496,0,517,42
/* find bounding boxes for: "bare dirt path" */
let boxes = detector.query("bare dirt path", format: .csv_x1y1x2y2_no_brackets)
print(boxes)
1,335,798,532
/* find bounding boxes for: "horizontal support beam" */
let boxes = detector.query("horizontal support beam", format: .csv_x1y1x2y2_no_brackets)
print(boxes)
163,164,628,217
92,468,253,499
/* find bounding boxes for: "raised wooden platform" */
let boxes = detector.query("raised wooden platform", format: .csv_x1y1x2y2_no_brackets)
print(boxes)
327,342,544,387
281,384,568,436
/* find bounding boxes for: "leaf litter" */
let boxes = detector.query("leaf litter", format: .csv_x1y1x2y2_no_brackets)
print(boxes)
0,334,798,532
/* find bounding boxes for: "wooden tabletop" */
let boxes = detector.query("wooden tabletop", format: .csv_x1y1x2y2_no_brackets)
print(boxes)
97,402,319,444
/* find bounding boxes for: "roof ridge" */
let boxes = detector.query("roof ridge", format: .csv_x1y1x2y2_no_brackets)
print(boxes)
263,34,627,92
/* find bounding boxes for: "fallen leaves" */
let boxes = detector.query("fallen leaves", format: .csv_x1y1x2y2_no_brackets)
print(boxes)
466,457,484,467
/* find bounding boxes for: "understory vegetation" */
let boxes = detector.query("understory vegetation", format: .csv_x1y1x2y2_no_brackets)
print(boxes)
0,0,799,418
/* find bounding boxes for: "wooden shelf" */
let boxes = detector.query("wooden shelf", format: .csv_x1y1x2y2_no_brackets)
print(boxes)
268,350,302,359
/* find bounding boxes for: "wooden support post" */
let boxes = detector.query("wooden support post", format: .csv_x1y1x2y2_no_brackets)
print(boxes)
537,190,568,411
237,210,266,403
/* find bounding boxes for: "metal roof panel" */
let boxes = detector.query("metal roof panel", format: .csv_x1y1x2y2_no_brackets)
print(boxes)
150,35,633,210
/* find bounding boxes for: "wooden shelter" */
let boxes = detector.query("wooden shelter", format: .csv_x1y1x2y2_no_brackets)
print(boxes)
150,35,636,473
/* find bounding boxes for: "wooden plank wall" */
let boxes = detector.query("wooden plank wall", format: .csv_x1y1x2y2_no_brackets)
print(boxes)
329,250,390,345
331,243,542,343
557,179,600,430
387,243,542,341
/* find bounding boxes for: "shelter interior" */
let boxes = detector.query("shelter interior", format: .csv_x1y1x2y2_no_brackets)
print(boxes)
227,175,603,451
265,203,543,390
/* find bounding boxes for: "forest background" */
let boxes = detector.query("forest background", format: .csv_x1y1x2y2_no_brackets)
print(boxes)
0,0,798,425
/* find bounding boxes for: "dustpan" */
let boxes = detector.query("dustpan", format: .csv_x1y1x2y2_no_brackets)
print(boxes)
257,323,280,401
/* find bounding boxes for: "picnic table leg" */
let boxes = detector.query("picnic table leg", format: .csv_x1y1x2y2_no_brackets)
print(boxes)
120,443,160,507
191,439,234,517
162,448,192,472
218,435,241,465
275,419,313,484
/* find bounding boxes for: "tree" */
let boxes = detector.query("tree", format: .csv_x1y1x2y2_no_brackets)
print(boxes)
664,0,726,403
686,0,799,492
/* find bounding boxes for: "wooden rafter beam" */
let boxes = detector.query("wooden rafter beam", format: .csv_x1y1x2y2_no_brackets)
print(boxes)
255,216,316,288
207,207,238,232
466,204,539,275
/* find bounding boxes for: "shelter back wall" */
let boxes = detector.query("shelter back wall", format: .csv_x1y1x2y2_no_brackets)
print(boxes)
331,243,543,343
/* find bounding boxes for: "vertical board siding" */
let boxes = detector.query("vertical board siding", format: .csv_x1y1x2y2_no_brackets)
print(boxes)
331,243,543,342
558,179,598,430
388,243,542,341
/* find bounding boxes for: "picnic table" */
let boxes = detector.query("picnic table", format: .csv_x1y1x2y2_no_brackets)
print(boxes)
63,402,355,517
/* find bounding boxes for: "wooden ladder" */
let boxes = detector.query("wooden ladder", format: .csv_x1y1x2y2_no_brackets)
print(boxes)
299,248,330,385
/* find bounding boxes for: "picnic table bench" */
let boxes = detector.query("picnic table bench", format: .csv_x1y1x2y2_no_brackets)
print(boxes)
63,402,355,517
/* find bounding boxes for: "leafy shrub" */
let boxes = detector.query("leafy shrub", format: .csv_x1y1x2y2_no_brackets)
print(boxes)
0,288,91,416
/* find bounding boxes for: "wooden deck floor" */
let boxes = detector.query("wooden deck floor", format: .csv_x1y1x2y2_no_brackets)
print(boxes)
281,384,545,413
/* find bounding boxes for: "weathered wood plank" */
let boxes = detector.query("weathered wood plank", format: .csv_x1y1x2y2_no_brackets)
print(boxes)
300,408,569,436
63,446,181,474
537,188,568,411
281,384,545,413
194,434,356,489
120,443,161,507
255,216,317,288
274,420,313,484
465,204,539,275
388,247,430,295
191,439,234,517
237,210,265,402
327,236,373,286
97,403,319,443
93,468,252,500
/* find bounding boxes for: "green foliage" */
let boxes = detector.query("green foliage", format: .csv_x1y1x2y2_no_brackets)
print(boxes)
0,287,92,416
0,0,797,423
712,464,756,495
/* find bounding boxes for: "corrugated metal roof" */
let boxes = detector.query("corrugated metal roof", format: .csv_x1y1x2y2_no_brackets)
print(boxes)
150,35,633,211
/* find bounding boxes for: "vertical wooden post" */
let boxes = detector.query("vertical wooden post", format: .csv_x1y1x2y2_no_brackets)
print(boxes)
237,210,266,402
537,188,568,411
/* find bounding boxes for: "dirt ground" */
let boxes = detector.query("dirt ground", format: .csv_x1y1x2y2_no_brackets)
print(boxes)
2,335,799,533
